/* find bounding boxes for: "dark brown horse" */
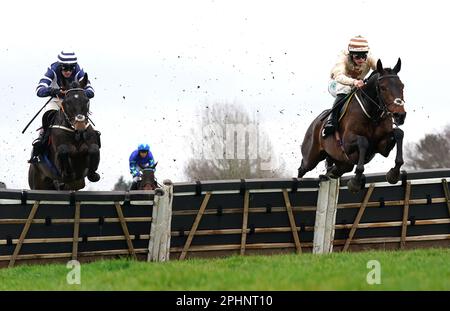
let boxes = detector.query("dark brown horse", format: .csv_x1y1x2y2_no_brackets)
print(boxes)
28,74,101,190
298,59,406,192
138,165,159,190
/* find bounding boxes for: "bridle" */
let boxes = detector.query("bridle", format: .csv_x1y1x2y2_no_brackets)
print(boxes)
140,169,157,189
60,88,91,131
357,73,404,121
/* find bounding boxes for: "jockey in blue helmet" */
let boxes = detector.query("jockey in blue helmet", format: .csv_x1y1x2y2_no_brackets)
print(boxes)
129,143,156,190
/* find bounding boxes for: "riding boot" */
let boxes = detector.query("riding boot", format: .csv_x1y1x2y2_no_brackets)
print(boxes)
28,129,45,163
323,93,346,137
28,110,56,163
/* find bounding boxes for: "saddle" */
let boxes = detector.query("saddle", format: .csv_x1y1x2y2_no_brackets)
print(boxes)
337,92,356,122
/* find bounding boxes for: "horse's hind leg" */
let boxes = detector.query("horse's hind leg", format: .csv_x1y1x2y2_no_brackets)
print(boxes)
298,151,326,178
326,161,354,179
325,156,334,174
28,165,55,190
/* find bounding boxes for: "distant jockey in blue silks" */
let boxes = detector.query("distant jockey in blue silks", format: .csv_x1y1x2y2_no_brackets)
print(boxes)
129,143,156,190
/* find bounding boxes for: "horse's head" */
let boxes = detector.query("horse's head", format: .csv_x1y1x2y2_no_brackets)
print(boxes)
61,73,90,131
140,164,158,190
376,59,406,125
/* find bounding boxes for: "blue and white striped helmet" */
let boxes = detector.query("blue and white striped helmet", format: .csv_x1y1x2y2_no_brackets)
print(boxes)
138,144,150,152
57,51,77,65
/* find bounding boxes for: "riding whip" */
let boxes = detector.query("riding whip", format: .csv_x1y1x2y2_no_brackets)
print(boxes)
22,96,54,134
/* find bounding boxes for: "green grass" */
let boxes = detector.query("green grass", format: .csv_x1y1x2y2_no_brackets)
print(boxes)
1,248,449,290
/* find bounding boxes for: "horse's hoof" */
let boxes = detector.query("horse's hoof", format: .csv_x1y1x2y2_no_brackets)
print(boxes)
155,188,165,196
386,168,400,184
347,178,361,193
325,172,339,179
87,172,100,182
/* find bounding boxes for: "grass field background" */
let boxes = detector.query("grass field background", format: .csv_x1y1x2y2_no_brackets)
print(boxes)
1,248,449,290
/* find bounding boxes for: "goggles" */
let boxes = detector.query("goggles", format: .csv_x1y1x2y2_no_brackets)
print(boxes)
61,64,76,71
352,53,368,60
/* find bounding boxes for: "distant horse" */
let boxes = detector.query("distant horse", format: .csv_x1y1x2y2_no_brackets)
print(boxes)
298,59,406,192
28,74,101,190
137,164,159,190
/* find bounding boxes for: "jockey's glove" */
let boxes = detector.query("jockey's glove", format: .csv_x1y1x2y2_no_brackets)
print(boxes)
49,87,61,97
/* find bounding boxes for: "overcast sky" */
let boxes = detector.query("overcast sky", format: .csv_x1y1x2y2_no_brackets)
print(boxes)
1,0,449,190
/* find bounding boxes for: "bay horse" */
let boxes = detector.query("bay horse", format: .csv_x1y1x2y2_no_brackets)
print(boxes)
137,165,159,190
298,59,406,192
28,74,101,190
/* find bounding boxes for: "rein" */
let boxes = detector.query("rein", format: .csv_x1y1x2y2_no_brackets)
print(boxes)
50,88,91,132
356,73,401,122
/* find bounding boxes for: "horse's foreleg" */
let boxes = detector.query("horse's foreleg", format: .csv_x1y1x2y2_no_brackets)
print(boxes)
57,144,73,181
348,135,369,193
386,128,404,184
87,144,100,182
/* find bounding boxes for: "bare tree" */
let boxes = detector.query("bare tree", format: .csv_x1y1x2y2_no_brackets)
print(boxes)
113,175,132,191
404,125,450,169
184,103,287,181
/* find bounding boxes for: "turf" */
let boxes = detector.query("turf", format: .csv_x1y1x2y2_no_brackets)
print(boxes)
0,248,449,290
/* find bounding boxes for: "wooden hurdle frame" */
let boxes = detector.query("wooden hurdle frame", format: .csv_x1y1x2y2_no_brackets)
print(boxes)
1,170,450,267
0,182,173,268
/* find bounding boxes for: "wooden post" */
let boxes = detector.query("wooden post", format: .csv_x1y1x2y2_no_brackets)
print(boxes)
282,189,302,253
115,202,137,260
179,191,211,260
72,202,81,260
442,179,450,217
148,180,174,262
343,184,375,252
400,182,412,249
9,201,40,268
240,191,250,255
313,178,340,254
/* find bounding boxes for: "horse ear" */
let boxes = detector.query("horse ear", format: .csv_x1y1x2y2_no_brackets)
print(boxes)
79,73,88,89
393,58,401,74
376,59,385,74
